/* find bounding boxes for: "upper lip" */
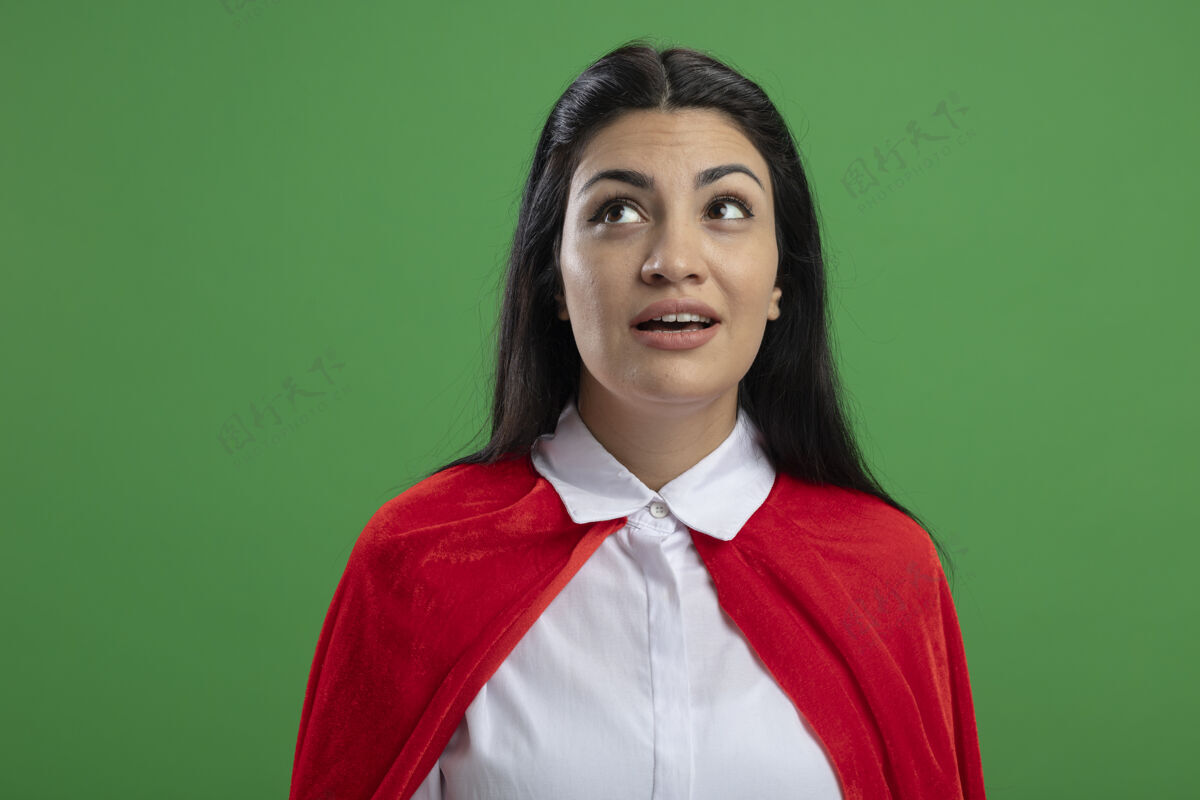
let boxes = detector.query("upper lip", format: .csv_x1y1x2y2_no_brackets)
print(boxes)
630,298,721,327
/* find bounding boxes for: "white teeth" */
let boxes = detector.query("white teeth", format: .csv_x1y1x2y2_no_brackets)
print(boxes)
649,313,713,323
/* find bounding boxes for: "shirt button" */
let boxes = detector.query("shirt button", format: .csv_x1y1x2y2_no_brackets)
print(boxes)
648,500,669,519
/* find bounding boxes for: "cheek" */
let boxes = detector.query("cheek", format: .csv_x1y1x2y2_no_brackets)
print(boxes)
561,248,621,323
727,263,782,323
560,271,619,357
561,266,600,319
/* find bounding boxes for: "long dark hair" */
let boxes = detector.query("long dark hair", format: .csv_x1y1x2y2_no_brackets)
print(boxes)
435,39,954,579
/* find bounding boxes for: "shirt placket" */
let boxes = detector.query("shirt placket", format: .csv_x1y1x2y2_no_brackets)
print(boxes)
626,503,694,800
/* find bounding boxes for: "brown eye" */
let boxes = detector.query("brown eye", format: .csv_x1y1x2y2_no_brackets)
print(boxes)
707,198,752,220
595,201,642,225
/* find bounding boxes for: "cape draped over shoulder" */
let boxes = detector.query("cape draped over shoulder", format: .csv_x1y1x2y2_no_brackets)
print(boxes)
289,456,986,800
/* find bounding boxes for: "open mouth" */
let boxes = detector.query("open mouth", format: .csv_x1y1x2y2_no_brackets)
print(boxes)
634,314,716,333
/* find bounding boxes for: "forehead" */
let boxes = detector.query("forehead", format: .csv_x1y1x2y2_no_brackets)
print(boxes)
571,109,769,191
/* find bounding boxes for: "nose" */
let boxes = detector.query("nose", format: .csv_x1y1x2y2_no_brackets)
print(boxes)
640,216,709,286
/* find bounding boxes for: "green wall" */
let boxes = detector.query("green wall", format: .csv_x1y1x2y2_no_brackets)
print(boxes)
3,1,1196,797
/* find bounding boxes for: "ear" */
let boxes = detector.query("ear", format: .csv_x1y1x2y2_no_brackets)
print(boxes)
555,291,569,321
767,286,782,321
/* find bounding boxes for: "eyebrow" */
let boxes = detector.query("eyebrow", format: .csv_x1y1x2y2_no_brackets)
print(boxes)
575,163,764,199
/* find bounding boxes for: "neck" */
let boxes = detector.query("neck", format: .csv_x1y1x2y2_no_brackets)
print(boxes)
575,379,739,492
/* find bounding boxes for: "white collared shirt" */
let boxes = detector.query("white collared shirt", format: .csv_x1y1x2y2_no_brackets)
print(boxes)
411,401,843,799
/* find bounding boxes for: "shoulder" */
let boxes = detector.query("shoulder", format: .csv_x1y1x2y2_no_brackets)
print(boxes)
755,474,950,647
353,455,546,558
378,455,542,526
760,472,941,577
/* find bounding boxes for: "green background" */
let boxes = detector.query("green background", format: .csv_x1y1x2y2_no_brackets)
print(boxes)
3,1,1195,797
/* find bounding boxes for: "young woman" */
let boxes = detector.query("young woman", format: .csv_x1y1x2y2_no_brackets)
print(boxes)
290,41,986,800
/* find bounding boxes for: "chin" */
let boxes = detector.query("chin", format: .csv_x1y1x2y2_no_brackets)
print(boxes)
623,381,737,409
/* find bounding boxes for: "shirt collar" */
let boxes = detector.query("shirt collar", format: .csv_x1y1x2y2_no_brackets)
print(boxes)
530,400,777,541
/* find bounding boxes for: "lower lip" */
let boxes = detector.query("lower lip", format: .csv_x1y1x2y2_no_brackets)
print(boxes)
630,323,720,350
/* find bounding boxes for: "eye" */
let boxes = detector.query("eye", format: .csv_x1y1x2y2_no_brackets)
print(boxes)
706,195,754,220
587,192,755,225
589,197,644,225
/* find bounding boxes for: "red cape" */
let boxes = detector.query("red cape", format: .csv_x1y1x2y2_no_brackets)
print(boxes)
290,456,986,799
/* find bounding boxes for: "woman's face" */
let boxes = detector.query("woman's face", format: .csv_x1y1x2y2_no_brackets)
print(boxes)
557,108,781,415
